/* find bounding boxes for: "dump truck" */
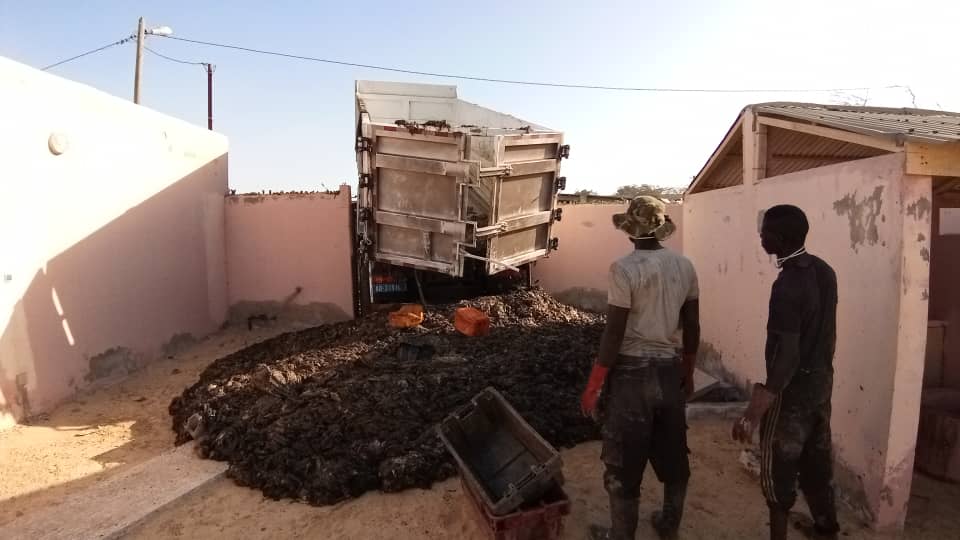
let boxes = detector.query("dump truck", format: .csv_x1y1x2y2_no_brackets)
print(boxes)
355,81,569,314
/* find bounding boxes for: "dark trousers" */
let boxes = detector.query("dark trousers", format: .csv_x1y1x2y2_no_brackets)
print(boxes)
759,399,839,533
600,360,690,539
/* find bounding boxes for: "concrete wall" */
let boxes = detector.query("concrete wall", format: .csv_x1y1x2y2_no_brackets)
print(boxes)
224,188,354,325
0,57,229,428
534,203,683,311
930,191,960,389
684,153,931,531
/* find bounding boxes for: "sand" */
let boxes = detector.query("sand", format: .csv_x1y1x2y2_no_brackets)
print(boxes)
2,318,958,539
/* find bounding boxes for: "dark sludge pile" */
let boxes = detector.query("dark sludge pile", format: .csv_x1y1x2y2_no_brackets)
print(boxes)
169,288,603,505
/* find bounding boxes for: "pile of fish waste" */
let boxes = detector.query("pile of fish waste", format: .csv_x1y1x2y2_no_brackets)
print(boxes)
169,288,603,505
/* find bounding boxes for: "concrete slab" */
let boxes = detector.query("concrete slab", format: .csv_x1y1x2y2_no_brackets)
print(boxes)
1,443,226,540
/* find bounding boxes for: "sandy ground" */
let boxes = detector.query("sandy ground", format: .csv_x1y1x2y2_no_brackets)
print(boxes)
125,421,960,540
0,321,300,527
1,320,958,539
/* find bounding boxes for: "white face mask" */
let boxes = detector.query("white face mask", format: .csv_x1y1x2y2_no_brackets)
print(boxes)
775,247,806,268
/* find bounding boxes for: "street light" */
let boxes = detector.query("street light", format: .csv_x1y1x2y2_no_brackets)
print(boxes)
133,18,173,103
146,26,173,37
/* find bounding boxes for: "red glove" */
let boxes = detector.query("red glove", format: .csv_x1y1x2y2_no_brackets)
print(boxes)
580,363,610,417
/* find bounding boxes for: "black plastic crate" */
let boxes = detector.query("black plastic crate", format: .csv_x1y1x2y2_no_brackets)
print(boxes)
437,387,564,516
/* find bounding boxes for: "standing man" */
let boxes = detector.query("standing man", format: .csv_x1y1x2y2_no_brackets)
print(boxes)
732,205,840,540
581,196,700,540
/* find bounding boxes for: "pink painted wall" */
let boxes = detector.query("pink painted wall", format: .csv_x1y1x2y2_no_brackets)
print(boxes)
533,203,683,311
0,57,229,428
224,187,354,325
930,192,960,389
684,153,931,531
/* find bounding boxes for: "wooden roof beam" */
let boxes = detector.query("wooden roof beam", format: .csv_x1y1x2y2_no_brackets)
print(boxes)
687,116,744,194
906,142,960,177
757,115,903,153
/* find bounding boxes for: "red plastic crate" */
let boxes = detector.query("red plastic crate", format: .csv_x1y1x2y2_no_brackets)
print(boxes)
461,476,570,540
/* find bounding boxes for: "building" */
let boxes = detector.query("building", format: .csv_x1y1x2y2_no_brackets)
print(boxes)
683,102,960,531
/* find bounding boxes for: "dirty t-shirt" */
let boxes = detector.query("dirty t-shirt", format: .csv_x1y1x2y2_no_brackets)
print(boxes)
607,248,699,358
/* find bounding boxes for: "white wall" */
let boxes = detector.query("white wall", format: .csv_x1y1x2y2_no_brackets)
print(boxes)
0,57,229,427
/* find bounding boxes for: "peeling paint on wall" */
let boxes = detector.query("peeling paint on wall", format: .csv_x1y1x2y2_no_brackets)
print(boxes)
906,197,932,221
832,186,885,251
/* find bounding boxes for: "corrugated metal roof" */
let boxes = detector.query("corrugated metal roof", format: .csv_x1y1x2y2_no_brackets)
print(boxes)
754,102,960,143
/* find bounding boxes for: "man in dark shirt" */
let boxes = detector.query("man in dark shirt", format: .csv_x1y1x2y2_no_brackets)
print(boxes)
732,205,840,540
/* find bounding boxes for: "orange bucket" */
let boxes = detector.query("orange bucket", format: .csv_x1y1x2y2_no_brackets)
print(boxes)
455,307,490,337
389,304,424,328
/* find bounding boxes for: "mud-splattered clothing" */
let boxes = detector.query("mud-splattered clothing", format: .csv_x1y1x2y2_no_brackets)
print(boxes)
760,252,839,533
607,248,699,358
600,358,689,539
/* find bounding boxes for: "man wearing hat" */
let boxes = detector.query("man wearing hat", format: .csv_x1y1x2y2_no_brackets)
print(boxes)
581,196,701,540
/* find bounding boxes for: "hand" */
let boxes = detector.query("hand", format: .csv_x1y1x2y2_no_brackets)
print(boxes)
581,362,610,417
732,416,755,444
732,384,777,443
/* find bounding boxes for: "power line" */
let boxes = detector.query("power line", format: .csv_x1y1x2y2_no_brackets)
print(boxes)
144,46,208,67
42,35,134,71
159,34,904,94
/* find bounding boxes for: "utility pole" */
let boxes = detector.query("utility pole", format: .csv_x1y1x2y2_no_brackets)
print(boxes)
206,64,215,130
133,17,145,104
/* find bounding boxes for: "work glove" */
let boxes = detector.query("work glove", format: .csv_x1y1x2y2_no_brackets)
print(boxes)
732,383,776,444
580,362,610,417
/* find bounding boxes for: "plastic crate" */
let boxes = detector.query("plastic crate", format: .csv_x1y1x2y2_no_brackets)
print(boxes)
461,475,570,540
437,387,564,516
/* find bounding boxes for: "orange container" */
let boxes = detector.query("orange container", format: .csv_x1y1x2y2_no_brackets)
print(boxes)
455,307,490,337
389,304,424,328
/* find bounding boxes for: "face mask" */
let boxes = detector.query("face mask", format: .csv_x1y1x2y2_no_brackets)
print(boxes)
775,247,806,268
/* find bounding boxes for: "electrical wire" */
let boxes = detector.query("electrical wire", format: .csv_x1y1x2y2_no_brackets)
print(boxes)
159,34,905,94
42,35,135,71
144,46,208,67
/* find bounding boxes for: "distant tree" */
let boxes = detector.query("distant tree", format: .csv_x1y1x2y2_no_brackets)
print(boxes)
573,189,597,196
614,184,685,200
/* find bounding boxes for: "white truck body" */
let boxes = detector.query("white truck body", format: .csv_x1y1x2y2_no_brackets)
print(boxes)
355,80,568,281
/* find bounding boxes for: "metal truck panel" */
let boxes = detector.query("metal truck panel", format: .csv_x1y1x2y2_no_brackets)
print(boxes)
356,81,565,277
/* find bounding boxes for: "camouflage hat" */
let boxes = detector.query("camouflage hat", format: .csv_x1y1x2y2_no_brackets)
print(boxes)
612,196,676,241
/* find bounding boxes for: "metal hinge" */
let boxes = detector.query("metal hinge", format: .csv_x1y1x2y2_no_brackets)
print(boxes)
358,207,373,222
355,136,373,153
558,145,570,159
553,208,563,222
555,176,567,192
358,173,373,189
549,238,559,250
480,165,513,178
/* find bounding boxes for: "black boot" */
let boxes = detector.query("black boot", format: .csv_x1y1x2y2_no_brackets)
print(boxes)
587,496,639,540
651,481,687,539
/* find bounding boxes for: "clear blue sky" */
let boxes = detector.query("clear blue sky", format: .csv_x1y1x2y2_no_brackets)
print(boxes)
3,0,958,194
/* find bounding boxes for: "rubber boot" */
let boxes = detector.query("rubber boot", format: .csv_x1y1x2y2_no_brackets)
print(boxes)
586,496,639,540
651,481,687,539
770,507,789,540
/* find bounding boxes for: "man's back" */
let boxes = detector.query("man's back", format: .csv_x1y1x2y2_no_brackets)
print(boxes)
767,253,837,407
607,248,699,359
